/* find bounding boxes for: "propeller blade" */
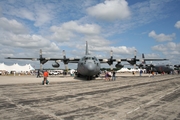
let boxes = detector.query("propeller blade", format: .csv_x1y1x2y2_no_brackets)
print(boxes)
63,50,66,59
107,50,113,66
134,64,136,69
110,49,113,58
39,49,44,71
40,63,43,71
40,49,42,59
134,50,137,65
64,64,68,74
134,50,137,58
110,65,113,70
62,50,69,72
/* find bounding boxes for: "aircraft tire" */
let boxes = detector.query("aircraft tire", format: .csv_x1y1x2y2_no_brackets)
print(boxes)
86,76,92,80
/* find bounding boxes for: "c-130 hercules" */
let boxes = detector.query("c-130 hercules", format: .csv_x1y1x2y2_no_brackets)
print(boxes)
5,41,168,80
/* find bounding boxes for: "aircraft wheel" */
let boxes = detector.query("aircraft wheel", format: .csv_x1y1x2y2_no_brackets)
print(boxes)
86,76,92,80
95,74,99,77
77,73,81,77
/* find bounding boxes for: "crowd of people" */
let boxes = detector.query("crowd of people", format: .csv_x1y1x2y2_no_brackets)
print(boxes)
104,70,116,81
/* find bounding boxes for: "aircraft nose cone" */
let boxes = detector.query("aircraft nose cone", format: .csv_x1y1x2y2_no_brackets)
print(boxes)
85,63,96,75
86,64,94,71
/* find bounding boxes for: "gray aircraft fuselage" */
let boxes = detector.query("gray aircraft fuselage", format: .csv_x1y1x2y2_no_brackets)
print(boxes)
146,65,173,74
77,55,101,77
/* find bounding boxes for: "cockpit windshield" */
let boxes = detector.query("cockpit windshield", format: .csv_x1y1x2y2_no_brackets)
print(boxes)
82,56,98,61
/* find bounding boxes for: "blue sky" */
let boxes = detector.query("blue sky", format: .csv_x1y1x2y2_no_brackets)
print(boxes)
0,0,180,69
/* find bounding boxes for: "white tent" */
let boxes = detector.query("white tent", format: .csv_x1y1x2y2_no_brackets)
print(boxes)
70,69,75,74
0,63,35,73
117,68,141,73
117,68,130,73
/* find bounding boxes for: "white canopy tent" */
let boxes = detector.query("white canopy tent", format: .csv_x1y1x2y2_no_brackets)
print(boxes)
117,68,141,73
0,63,35,73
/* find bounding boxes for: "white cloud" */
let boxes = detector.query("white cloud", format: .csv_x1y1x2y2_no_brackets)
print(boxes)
2,1,55,27
175,21,180,29
111,46,136,55
0,17,28,34
33,4,54,27
86,0,131,21
151,42,180,65
0,30,59,51
152,44,168,51
148,30,175,42
83,35,110,47
152,42,180,55
50,26,75,42
144,53,161,59
50,21,101,41
14,8,35,21
61,21,101,35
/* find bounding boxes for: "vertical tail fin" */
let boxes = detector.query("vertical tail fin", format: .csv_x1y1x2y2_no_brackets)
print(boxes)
85,41,89,55
142,53,146,64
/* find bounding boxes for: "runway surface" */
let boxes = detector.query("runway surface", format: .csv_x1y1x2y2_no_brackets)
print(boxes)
0,74,180,120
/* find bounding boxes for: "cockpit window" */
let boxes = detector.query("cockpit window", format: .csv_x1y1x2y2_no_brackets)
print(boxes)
82,56,98,61
94,57,98,61
81,57,85,61
85,57,92,60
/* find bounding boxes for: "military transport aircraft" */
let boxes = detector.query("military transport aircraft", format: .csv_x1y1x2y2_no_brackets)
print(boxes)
5,41,168,80
137,54,173,74
142,63,174,74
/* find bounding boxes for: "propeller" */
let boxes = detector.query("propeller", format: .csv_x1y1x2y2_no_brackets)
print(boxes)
39,49,43,71
138,53,145,69
36,49,50,71
127,50,139,67
62,50,69,72
133,50,137,70
37,49,51,71
107,50,113,70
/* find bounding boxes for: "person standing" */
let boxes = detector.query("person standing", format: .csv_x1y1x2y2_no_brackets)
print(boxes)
37,70,40,78
140,70,143,76
43,70,49,85
112,70,116,81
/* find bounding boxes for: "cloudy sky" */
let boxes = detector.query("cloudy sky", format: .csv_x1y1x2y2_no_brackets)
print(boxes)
0,0,180,69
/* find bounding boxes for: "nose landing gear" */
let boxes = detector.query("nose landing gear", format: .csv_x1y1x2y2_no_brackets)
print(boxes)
87,76,93,80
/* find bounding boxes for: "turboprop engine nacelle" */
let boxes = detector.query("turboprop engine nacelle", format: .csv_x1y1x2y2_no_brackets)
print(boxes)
145,64,154,68
138,64,146,69
115,63,124,69
41,60,48,64
174,65,180,68
52,62,60,68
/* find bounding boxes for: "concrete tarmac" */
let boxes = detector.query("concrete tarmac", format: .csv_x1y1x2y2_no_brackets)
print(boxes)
0,74,180,120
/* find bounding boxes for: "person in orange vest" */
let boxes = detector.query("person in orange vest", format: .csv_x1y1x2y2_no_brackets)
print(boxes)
43,70,49,85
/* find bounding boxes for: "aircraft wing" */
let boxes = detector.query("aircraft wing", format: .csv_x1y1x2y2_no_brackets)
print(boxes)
47,58,80,63
5,57,38,60
5,57,80,63
142,58,168,61
98,58,127,63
